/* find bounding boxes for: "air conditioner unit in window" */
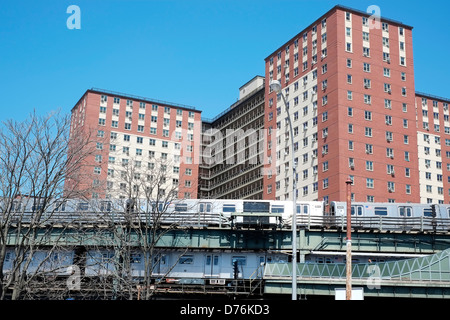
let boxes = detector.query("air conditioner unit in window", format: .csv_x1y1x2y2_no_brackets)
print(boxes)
388,187,394,193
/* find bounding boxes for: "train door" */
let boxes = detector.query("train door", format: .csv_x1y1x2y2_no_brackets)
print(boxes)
204,254,220,278
153,253,168,276
199,202,212,225
398,206,412,231
351,205,363,228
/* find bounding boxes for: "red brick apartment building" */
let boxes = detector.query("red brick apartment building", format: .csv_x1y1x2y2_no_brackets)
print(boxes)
67,5,449,204
66,88,202,200
263,5,425,205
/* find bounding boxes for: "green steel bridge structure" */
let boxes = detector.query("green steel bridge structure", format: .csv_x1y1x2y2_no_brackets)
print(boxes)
4,222,450,299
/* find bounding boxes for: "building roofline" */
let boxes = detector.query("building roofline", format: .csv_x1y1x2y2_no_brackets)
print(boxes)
71,88,201,113
238,75,265,90
264,4,414,61
202,82,265,124
415,91,450,103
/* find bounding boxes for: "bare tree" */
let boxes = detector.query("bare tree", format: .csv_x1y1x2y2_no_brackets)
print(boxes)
0,110,98,300
86,156,196,300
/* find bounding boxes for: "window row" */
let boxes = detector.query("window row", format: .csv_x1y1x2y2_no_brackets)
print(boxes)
101,95,196,118
98,116,195,130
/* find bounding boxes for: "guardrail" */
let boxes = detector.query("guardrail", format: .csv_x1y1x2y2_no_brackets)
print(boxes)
283,215,450,232
5,211,450,232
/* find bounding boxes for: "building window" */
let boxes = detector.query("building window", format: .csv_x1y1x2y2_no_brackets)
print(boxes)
323,178,329,189
346,42,352,52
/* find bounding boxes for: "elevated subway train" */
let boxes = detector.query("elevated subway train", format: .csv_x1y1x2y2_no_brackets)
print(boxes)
3,197,450,231
329,201,450,232
3,198,448,290
1,198,324,229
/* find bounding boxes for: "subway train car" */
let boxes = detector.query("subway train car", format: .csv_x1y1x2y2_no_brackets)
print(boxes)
329,201,450,231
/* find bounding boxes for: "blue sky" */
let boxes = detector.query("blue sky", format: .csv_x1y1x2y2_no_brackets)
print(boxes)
1,0,449,121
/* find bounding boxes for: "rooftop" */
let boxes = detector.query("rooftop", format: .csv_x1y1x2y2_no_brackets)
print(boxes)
265,4,414,61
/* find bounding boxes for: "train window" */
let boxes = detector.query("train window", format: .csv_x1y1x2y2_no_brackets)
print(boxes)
179,255,194,264
423,208,433,217
32,202,44,212
231,256,246,266
259,256,265,265
100,201,112,212
130,254,141,263
153,254,167,265
174,203,188,212
199,203,211,213
206,255,219,266
150,202,164,212
11,201,22,211
447,208,450,218
351,206,363,216
77,202,89,211
374,207,388,216
399,206,412,217
102,253,114,262
54,201,66,212
315,257,324,263
296,205,309,214
271,205,285,213
223,204,236,213
244,201,270,213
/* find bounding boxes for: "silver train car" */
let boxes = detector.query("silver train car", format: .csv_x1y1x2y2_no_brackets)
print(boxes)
3,197,450,231
329,201,450,231
1,197,324,229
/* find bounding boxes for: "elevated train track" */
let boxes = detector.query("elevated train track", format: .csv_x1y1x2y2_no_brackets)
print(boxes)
3,198,450,299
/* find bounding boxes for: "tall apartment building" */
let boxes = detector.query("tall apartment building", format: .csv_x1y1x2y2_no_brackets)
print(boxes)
199,76,265,199
67,5,449,204
67,88,202,200
263,5,420,205
415,93,450,204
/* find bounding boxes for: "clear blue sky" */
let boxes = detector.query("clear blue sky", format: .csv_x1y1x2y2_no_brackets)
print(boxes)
1,0,448,121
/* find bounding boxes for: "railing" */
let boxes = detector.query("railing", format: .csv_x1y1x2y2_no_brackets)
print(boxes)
264,248,450,283
7,211,450,233
5,210,229,228
283,215,450,233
